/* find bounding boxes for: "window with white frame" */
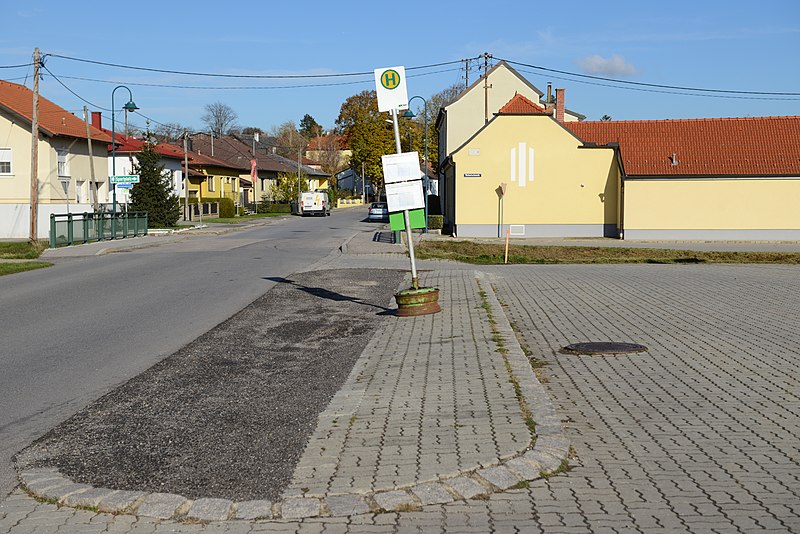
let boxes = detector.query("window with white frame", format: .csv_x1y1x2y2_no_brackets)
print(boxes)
207,175,215,192
0,148,11,174
57,149,70,177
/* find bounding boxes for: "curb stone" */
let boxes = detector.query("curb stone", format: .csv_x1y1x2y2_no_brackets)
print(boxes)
16,272,570,522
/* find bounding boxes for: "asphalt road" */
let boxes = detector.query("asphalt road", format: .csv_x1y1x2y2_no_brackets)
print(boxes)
0,207,378,498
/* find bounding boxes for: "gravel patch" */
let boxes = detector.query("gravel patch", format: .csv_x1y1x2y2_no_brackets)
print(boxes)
16,268,404,502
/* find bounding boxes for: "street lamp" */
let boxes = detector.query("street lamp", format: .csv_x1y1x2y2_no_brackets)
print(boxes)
111,85,139,237
403,95,429,233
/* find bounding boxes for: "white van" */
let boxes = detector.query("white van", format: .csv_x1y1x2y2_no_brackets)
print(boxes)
300,190,331,217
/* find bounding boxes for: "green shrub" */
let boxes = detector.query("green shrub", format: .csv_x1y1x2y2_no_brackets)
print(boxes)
219,198,236,218
263,203,291,213
428,214,444,230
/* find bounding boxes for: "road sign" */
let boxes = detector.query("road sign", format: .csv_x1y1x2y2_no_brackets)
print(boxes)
374,66,409,112
110,175,140,184
116,183,133,189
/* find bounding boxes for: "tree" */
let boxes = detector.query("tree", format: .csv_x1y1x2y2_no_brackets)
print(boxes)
268,172,309,203
130,138,180,227
336,90,395,193
311,134,349,177
299,114,323,139
201,101,239,136
426,83,462,170
269,121,307,159
150,122,188,143
241,126,264,136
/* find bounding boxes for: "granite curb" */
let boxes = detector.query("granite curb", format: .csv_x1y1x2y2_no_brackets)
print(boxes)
16,271,570,522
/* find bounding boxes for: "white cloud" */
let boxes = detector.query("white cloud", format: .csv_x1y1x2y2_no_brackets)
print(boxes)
577,54,637,77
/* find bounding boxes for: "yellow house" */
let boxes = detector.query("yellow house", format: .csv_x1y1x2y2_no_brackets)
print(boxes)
437,60,584,176
186,151,244,204
443,89,800,241
0,79,112,239
441,94,617,238
568,116,800,240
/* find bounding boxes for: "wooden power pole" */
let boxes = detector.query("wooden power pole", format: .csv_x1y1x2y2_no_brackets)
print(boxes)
83,106,99,213
29,48,40,242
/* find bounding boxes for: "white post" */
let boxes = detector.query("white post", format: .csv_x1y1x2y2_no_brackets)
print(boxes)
391,109,419,289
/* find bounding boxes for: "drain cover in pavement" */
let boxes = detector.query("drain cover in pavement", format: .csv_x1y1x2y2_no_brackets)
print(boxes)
561,342,648,355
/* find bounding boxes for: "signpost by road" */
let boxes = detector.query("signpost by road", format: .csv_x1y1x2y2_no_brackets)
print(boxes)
375,65,440,315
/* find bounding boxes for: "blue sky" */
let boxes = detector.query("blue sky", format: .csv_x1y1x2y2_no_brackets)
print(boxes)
1,0,798,134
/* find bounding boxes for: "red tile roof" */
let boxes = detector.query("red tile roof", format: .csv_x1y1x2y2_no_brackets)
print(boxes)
0,79,111,142
566,116,800,177
498,93,548,114
108,133,188,160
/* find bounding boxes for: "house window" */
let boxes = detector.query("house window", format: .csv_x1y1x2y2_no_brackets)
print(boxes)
0,148,12,174
57,150,70,177
207,175,215,192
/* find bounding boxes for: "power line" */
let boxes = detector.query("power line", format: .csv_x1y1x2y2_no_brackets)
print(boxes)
45,53,473,79
500,58,800,97
45,67,461,91
41,64,110,111
512,67,800,101
0,62,33,69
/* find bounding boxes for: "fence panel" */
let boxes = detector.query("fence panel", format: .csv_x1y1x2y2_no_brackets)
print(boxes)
50,212,148,248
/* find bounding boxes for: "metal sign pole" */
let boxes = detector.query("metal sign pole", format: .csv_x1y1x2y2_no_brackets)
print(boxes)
391,109,419,289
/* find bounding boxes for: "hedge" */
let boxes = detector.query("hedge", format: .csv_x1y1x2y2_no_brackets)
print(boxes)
428,214,444,230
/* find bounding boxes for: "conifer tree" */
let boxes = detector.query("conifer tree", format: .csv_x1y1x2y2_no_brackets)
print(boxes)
130,139,180,227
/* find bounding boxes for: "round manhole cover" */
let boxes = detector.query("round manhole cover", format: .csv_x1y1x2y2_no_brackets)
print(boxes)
561,342,648,355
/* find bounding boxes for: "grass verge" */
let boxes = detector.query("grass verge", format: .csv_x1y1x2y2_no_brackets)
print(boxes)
0,241,45,259
417,240,800,265
0,262,52,276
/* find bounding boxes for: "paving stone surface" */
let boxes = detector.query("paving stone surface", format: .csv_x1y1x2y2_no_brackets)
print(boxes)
2,250,799,532
283,269,532,498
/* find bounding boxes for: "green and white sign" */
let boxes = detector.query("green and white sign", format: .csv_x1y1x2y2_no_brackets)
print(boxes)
110,174,140,184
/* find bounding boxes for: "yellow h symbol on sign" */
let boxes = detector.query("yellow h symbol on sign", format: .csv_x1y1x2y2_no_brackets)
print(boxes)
381,69,401,90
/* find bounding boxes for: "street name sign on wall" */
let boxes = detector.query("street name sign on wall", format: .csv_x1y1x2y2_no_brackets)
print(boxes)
110,175,140,184
374,66,409,112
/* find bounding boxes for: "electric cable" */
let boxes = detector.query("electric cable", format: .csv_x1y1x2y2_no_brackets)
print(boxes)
501,58,800,96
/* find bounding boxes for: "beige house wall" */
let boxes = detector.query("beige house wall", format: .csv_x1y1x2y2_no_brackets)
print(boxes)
624,178,800,240
1,109,109,238
449,115,618,237
442,64,544,160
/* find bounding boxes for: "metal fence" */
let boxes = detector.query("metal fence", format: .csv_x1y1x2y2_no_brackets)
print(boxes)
49,212,148,248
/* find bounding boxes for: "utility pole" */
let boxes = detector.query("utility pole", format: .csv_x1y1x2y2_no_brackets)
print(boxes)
83,106,99,212
464,58,470,89
29,48,40,242
482,52,493,124
362,161,365,203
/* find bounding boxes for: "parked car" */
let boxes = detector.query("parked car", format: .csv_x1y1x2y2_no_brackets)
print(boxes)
367,202,389,222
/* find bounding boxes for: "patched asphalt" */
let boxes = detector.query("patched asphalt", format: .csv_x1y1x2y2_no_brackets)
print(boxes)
15,268,405,502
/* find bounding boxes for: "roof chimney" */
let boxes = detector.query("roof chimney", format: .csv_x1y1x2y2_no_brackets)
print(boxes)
546,82,552,104
555,88,565,123
91,111,102,130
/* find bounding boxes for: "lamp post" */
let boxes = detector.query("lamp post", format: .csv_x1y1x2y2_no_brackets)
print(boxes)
403,95,428,233
111,85,139,238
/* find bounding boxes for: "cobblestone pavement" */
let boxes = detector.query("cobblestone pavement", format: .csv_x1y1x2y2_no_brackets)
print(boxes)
2,237,799,532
